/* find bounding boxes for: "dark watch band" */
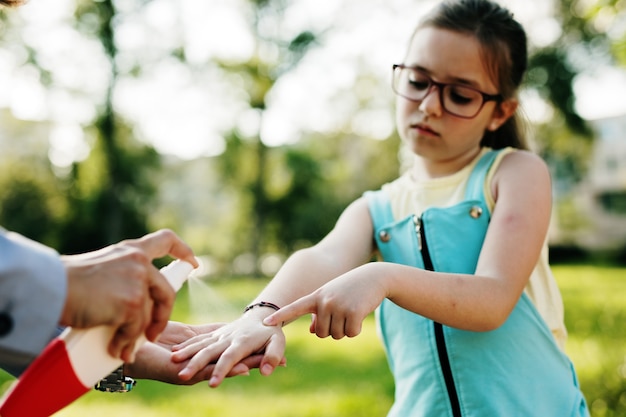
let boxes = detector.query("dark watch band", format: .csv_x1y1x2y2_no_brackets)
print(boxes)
94,365,136,393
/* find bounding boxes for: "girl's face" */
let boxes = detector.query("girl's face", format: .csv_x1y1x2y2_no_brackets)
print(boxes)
395,27,516,168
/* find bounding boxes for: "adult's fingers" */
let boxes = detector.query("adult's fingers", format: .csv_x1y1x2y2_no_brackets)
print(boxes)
258,334,287,377
191,322,226,334
145,265,175,341
134,229,199,267
227,355,265,377
171,332,218,355
130,230,199,340
110,281,154,361
156,322,225,347
262,295,316,327
110,323,142,362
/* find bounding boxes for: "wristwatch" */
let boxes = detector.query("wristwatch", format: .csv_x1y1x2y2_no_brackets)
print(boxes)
94,365,136,393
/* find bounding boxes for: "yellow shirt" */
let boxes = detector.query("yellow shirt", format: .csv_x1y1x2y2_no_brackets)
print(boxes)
381,147,567,350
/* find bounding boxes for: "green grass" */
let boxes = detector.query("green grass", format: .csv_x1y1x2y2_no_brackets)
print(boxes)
556,265,626,417
1,264,624,416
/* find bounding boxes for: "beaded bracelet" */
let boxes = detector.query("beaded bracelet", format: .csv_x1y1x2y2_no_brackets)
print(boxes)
243,301,281,313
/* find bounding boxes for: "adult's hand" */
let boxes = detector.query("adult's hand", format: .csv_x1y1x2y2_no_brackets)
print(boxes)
60,229,198,362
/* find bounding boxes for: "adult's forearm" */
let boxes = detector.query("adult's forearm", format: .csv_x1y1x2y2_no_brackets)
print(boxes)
0,229,67,375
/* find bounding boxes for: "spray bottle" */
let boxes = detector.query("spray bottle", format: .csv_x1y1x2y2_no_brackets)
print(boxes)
0,259,195,417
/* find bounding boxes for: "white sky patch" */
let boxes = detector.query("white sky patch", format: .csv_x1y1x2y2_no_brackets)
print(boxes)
18,0,74,23
574,67,626,120
281,0,342,36
179,0,255,64
114,61,243,159
10,67,48,121
48,89,97,125
260,107,299,147
236,108,262,139
520,88,554,124
0,52,18,109
48,123,90,167
262,49,359,139
500,0,562,48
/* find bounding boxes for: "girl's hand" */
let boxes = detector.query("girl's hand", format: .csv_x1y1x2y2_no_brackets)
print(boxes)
264,264,388,339
125,321,263,385
170,313,287,387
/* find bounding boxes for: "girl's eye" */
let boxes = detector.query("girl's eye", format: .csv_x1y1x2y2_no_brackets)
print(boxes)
408,79,430,91
447,87,478,105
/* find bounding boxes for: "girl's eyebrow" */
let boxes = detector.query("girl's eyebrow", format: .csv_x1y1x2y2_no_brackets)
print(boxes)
406,64,484,89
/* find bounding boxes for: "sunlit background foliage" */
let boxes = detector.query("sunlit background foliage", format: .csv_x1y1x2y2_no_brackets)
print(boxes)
0,0,624,270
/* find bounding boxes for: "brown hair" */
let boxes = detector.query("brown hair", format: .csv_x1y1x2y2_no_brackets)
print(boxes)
415,0,529,150
0,0,25,7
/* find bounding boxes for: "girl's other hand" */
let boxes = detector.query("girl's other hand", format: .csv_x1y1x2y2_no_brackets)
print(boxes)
170,313,287,387
263,263,388,339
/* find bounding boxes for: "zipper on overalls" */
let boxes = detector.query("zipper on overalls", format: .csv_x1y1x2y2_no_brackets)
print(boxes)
414,215,462,417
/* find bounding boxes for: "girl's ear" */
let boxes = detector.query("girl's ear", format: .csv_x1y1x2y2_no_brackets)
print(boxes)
487,99,518,131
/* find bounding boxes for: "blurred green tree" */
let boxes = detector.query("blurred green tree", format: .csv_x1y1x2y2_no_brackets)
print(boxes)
209,1,330,274
2,0,624,268
209,0,401,273
528,0,625,178
53,0,160,252
0,158,66,248
57,123,160,254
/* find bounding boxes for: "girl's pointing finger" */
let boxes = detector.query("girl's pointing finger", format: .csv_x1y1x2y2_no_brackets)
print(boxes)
262,296,315,326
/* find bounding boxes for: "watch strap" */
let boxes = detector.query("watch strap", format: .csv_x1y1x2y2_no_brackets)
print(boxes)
94,365,136,393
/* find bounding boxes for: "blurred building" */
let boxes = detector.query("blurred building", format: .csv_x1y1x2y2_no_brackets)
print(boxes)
550,114,626,252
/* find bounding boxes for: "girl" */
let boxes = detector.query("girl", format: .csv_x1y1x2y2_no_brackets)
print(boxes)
172,1,590,415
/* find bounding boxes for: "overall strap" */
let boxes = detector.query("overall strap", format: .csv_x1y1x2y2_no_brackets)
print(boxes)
464,149,503,202
367,148,504,228
364,190,394,231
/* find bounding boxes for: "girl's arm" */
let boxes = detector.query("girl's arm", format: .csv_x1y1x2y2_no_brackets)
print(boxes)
252,196,377,308
171,197,376,387
267,151,552,335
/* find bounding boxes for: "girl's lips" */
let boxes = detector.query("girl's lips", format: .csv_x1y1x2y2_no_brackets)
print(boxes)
412,123,439,137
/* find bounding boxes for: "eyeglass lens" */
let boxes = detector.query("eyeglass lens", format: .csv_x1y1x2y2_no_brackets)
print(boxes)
393,66,486,118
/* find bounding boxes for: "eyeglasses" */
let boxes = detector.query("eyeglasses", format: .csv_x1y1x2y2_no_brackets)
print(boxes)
392,64,503,119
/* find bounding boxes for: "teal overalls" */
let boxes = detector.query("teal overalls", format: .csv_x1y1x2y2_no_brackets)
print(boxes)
366,150,589,417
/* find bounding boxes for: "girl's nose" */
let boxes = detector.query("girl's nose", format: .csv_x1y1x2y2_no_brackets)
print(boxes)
418,86,443,117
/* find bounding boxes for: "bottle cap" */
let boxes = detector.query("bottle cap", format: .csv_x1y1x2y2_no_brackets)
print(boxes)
160,260,194,291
